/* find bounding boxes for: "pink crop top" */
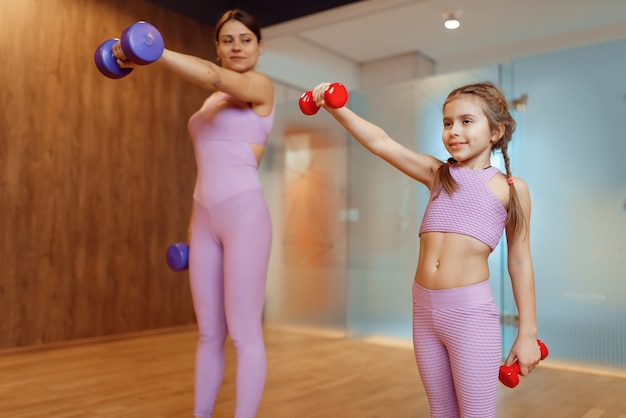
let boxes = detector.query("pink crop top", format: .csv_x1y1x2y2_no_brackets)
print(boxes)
188,91,274,145
418,165,507,251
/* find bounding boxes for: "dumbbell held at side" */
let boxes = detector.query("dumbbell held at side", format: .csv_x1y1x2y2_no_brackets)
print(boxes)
94,21,164,79
166,242,189,272
499,339,549,388
299,82,349,115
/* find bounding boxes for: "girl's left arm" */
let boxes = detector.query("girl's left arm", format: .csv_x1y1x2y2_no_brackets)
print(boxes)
504,177,541,376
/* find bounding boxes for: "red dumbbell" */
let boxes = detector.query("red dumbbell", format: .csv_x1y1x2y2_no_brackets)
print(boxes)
499,339,549,388
299,82,349,115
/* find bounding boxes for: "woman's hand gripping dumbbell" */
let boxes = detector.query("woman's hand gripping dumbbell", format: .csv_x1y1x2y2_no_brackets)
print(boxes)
166,242,189,272
499,339,549,388
299,82,349,115
94,21,164,79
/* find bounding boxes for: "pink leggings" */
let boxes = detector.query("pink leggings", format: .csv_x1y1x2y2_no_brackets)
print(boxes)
189,189,272,418
412,281,501,418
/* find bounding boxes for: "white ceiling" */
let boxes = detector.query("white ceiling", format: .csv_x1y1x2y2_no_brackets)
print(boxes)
262,0,626,74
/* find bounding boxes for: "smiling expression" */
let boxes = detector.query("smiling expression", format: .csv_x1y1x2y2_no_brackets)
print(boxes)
215,20,263,73
442,95,502,168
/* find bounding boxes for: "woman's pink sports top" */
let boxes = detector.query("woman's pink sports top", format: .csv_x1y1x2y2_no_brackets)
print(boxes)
188,91,274,145
418,165,507,251
188,92,275,209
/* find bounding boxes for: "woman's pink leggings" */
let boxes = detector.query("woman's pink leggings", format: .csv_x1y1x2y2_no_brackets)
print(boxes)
412,281,501,418
188,189,272,418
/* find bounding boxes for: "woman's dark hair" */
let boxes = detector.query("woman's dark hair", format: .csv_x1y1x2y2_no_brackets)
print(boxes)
214,9,262,42
433,81,526,238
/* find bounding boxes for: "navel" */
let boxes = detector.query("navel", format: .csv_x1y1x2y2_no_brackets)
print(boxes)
436,260,440,268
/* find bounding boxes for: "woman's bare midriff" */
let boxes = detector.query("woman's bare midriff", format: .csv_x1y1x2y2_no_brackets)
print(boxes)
415,232,492,290
249,144,265,166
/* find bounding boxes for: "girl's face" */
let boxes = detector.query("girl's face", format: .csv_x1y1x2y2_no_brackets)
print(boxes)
215,19,263,73
442,96,502,168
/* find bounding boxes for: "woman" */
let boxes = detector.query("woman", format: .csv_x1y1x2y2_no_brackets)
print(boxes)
114,9,274,418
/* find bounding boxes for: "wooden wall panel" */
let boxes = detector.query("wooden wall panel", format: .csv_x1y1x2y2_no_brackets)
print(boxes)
0,0,216,348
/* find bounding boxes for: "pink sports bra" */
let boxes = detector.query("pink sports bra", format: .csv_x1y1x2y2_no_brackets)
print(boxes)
419,164,507,251
188,91,274,145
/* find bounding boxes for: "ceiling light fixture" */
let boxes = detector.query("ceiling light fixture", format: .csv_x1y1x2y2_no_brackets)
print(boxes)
443,10,461,30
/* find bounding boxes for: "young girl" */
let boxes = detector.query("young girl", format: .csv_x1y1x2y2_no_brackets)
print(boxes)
310,81,541,417
114,9,274,418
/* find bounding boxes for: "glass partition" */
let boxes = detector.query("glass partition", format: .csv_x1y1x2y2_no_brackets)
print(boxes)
510,40,626,371
261,38,626,372
261,100,349,335
344,68,513,343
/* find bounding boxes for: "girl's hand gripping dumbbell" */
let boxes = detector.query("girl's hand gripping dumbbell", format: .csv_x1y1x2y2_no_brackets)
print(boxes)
299,82,348,115
499,339,549,388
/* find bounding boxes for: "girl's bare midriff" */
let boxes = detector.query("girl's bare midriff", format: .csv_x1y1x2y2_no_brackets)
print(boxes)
415,232,492,290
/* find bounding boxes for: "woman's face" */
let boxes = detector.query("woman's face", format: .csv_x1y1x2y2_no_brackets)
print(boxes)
215,19,263,73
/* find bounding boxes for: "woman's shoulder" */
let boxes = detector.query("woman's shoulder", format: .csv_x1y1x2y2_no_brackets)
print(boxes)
220,69,274,107
242,70,274,89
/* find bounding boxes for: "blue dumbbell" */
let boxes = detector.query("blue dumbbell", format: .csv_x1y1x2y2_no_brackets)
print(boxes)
94,21,164,79
166,243,189,272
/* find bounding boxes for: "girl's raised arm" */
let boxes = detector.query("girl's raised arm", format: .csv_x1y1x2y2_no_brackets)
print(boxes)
318,96,441,187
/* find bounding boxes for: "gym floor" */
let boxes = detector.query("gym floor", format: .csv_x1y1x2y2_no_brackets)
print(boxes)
1,325,625,417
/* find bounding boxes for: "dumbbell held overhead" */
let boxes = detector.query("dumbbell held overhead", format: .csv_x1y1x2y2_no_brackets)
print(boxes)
299,82,349,115
499,339,549,388
94,21,164,79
